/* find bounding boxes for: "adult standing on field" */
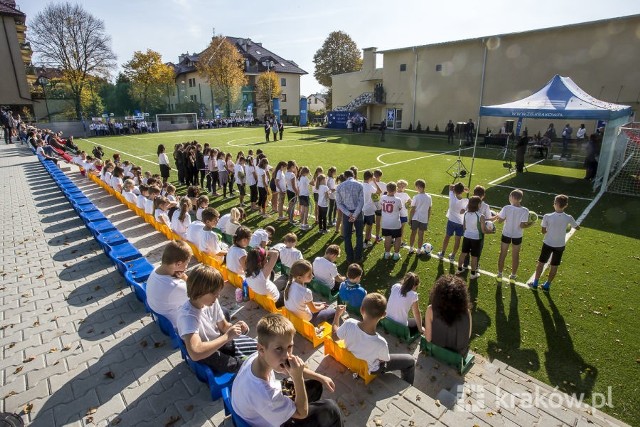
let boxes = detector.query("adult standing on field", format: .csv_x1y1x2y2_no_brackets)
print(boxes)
561,123,573,158
465,118,474,146
446,119,455,144
158,144,171,184
335,169,365,264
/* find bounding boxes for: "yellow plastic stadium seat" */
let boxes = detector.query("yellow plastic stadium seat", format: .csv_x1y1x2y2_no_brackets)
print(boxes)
144,214,156,225
248,288,281,314
134,206,145,217
170,231,182,241
114,191,125,203
124,201,136,211
188,243,203,262
157,223,173,239
201,254,228,281
226,271,243,288
323,338,376,384
282,308,332,348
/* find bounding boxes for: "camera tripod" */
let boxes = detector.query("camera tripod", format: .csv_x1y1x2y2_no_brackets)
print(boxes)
446,137,469,182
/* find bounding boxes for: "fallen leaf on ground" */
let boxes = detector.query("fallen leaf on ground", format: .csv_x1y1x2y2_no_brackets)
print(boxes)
86,416,94,424
49,347,58,353
184,404,194,412
23,356,35,363
140,340,148,348
4,391,17,398
104,371,115,379
8,342,16,348
110,418,122,425
36,274,44,279
46,307,52,312
33,321,40,327
23,403,33,414
14,366,23,374
94,285,101,290
435,399,441,407
154,341,165,348
62,345,71,351
86,407,97,416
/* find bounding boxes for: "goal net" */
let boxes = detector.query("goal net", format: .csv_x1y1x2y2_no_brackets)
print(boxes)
156,113,198,132
606,122,640,197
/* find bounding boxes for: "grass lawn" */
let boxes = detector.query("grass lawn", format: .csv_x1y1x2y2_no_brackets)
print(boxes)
75,127,640,425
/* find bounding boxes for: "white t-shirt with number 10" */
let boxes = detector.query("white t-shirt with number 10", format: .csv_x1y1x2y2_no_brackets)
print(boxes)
380,194,402,230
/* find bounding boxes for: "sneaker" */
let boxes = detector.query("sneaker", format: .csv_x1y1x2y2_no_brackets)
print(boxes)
383,252,391,260
528,280,539,290
277,216,288,221
448,253,456,262
363,241,370,249
541,282,551,292
496,272,503,281
509,274,517,282
470,271,480,280
436,251,444,259
408,247,416,254
455,267,465,275
376,236,383,242
392,253,400,261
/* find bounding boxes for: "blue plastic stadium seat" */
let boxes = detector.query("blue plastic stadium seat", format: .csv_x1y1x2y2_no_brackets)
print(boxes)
176,337,235,401
118,257,154,281
80,210,108,224
108,243,142,273
95,230,128,251
221,387,251,427
124,270,147,304
86,219,117,237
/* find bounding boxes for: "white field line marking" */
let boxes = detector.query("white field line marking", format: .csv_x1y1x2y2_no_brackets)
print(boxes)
366,147,474,170
225,136,328,148
376,151,402,165
525,187,604,286
488,159,546,185
79,138,159,166
491,184,594,201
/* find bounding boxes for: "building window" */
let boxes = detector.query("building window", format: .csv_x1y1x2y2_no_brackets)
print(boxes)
188,78,196,87
281,94,287,103
400,64,407,72
190,94,197,102
282,109,287,117
435,64,442,72
314,98,318,104
280,78,286,87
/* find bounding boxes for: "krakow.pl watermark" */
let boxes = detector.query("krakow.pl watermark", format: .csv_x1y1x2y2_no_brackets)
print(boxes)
456,384,613,413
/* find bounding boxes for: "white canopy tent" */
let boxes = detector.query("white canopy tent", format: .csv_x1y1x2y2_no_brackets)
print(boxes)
476,75,634,194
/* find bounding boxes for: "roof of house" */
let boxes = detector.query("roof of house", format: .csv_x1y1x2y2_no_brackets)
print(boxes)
0,0,25,18
171,36,307,77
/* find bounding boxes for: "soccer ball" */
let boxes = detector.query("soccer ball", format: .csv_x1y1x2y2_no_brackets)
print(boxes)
371,193,380,202
528,211,538,223
485,221,495,232
421,243,433,254
405,200,412,209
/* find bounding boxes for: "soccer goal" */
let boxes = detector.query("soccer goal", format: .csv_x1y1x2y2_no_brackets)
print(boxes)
155,113,198,132
606,122,640,197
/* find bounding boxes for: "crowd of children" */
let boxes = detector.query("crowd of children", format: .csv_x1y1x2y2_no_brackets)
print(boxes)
79,140,581,425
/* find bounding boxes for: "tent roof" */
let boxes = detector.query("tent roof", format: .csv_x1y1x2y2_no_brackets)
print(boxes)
479,75,633,120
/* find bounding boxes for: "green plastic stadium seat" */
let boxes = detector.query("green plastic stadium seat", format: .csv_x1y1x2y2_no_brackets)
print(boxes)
380,317,421,343
420,336,475,375
308,279,339,302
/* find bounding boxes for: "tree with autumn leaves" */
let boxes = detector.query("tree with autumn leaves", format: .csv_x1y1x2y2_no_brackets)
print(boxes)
123,49,174,114
255,72,281,114
313,31,362,110
197,36,246,118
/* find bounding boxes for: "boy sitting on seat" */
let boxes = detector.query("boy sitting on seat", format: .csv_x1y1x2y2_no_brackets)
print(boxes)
338,263,366,312
232,313,343,426
312,245,345,293
332,293,416,385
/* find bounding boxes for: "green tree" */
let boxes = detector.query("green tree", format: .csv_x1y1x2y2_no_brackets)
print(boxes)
197,36,246,117
123,49,174,114
29,2,117,120
255,71,282,114
101,73,139,116
313,31,362,108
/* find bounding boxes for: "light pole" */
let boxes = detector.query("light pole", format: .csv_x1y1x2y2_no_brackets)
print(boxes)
37,75,51,122
181,80,186,107
261,60,274,114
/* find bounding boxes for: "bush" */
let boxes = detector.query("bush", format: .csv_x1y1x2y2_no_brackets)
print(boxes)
426,126,430,133
434,124,439,133
416,121,422,132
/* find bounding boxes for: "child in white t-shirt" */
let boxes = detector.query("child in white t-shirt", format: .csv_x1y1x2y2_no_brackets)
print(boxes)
408,179,432,254
199,208,228,263
276,233,304,268
386,273,423,335
332,293,416,384
177,264,256,374
395,179,411,239
456,196,493,280
312,245,345,293
284,260,335,326
362,170,380,247
297,167,311,230
380,182,403,260
122,179,138,204
529,194,579,291
225,226,251,275
136,184,149,210
249,226,275,248
437,182,468,261
171,198,192,240
245,246,281,301
225,207,245,237
144,186,161,215
232,314,340,426
316,174,330,233
495,189,533,281
195,195,209,221
154,196,171,227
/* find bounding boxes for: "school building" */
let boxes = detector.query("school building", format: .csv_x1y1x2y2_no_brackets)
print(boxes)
167,37,307,121
331,14,640,134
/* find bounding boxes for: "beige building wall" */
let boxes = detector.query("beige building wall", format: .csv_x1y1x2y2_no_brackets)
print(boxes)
333,15,640,133
0,16,32,106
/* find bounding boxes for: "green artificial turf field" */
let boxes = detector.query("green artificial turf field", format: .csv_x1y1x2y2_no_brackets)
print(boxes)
75,127,640,424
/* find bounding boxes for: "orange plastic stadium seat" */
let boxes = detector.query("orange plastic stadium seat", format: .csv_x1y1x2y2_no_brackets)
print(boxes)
282,308,331,348
201,254,228,281
323,338,376,384
226,271,243,288
248,288,281,314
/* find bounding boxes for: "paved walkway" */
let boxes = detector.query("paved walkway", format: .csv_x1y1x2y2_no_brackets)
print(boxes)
0,143,629,426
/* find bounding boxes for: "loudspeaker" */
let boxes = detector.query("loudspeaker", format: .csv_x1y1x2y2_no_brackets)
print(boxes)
505,120,515,134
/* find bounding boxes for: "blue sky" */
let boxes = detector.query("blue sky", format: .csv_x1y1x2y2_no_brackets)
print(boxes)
19,0,640,96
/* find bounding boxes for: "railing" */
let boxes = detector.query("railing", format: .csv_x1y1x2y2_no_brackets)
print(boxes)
335,92,382,111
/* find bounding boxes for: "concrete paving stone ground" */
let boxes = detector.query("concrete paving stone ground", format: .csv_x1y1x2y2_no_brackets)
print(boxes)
0,143,630,426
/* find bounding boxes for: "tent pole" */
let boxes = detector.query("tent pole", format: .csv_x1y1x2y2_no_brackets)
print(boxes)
467,40,488,191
